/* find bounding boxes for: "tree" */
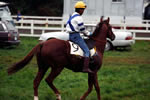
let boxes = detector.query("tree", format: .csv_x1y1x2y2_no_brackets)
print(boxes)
1,0,64,16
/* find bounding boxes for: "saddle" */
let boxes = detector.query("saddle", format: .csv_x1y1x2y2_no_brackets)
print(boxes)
67,39,98,72
69,39,96,57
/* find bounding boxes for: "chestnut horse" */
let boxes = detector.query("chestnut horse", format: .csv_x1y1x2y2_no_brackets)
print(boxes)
8,17,115,100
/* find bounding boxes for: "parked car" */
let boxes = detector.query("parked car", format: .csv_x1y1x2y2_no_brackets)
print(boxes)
0,2,11,15
39,32,69,42
0,2,20,47
0,2,14,24
0,20,20,46
39,28,135,51
105,28,135,51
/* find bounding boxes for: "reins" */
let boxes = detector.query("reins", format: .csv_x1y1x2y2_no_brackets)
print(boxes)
91,37,106,45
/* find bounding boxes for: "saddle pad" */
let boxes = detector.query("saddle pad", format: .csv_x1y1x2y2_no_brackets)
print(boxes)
69,41,96,57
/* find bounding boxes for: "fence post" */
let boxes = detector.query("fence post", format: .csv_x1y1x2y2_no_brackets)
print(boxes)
61,21,65,32
146,22,149,31
21,16,24,27
42,30,45,34
133,32,136,40
31,20,34,36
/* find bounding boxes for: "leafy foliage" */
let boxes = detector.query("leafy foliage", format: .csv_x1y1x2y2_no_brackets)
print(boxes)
1,0,64,16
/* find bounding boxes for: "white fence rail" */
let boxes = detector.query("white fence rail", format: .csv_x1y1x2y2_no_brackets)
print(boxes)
12,15,150,40
12,15,64,37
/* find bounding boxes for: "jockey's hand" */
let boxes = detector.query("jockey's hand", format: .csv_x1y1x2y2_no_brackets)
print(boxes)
89,32,93,36
81,31,92,37
84,32,92,37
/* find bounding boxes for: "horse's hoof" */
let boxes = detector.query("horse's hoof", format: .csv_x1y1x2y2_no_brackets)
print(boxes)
34,96,38,100
56,94,61,100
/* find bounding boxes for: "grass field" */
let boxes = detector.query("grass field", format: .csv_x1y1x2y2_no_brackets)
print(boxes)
0,37,150,100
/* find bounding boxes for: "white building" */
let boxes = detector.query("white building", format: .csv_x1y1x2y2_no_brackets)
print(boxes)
63,0,144,24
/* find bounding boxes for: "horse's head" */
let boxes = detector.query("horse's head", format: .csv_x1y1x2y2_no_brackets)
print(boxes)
91,17,115,43
101,17,115,41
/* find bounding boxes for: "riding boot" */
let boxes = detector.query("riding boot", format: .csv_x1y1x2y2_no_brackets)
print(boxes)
83,57,94,73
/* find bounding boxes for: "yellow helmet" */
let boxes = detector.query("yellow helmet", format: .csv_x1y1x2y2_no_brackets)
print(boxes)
74,1,86,9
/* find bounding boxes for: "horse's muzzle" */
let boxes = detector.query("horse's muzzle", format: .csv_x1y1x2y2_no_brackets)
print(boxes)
111,34,116,41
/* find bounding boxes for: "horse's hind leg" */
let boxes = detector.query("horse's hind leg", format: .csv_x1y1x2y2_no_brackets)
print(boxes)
45,67,64,100
33,67,48,100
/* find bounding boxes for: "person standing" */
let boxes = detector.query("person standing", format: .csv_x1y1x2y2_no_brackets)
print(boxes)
16,10,21,21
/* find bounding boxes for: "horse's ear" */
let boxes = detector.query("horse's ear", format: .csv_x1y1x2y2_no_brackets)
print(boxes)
100,16,103,22
107,17,110,23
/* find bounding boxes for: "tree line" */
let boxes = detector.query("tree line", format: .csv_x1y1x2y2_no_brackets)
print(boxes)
1,0,63,16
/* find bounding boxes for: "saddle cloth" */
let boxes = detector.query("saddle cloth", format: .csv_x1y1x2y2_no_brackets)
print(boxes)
69,41,96,57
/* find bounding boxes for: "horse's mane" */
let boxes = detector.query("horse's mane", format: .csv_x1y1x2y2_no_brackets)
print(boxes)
91,20,109,38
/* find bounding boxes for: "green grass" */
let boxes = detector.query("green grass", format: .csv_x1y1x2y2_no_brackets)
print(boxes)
0,37,150,100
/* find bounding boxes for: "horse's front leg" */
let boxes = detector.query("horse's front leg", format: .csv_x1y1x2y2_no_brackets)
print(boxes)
93,73,101,100
80,73,94,100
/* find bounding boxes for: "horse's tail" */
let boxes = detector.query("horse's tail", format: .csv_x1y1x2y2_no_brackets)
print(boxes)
7,43,43,75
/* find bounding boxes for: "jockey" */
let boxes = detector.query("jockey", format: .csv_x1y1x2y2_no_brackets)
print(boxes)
66,1,93,73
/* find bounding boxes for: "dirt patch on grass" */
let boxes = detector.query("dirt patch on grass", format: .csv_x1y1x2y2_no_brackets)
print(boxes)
104,57,150,65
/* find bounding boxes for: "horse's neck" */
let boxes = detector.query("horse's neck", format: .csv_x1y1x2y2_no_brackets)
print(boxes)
92,26,107,54
95,42,106,54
